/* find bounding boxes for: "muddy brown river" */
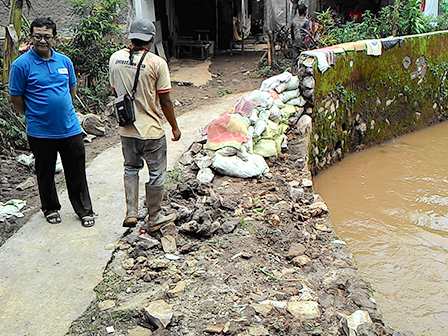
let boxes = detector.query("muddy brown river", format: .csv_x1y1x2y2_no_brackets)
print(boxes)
314,121,448,336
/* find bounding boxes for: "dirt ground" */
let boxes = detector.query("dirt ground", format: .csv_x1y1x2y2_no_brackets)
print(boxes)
0,52,401,336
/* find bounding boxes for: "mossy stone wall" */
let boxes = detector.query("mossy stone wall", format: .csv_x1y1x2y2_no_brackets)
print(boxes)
305,31,448,173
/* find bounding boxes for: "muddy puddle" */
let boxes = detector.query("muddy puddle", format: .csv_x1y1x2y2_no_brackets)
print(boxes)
314,121,448,336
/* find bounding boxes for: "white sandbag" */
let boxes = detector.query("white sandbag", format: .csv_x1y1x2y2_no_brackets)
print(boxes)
287,96,307,107
280,89,300,103
247,90,274,108
212,153,269,178
269,105,282,123
253,119,267,138
260,72,292,92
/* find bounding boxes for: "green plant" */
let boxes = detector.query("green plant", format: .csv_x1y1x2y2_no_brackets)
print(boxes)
250,59,291,78
304,9,337,49
165,167,184,189
58,0,125,114
217,88,233,97
0,93,27,154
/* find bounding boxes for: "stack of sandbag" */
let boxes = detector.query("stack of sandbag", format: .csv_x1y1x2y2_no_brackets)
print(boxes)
196,72,306,180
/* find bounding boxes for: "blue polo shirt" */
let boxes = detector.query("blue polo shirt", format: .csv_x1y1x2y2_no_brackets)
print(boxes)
8,47,82,139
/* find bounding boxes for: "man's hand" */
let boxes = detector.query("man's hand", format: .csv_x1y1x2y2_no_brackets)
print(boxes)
171,127,181,141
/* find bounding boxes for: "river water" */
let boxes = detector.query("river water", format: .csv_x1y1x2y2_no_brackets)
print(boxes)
314,121,448,336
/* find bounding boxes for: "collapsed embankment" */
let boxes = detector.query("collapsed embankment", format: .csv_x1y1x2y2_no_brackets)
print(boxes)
66,54,420,334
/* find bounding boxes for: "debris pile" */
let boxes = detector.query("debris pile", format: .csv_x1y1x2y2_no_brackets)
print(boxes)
68,72,408,336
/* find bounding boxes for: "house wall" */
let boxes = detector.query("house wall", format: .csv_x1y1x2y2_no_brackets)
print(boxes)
296,31,448,173
0,1,74,35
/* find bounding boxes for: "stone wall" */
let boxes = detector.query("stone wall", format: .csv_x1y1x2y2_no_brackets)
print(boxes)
297,31,448,173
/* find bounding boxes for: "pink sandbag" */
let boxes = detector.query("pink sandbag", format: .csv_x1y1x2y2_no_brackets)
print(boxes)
204,114,249,151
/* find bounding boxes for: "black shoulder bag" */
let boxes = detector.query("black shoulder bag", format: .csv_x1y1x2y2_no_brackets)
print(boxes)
113,50,149,127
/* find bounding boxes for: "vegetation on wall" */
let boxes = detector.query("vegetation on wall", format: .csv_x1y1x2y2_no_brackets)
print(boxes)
309,35,448,172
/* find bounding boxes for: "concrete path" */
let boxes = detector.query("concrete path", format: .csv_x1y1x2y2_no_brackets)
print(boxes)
0,92,246,336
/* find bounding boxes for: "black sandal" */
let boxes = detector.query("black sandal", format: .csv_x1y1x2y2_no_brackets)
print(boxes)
44,210,61,224
81,215,95,228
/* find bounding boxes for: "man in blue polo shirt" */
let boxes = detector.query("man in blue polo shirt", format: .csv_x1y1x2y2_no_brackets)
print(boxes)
8,17,95,227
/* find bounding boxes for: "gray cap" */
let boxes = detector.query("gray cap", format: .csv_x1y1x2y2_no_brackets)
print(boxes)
128,19,156,41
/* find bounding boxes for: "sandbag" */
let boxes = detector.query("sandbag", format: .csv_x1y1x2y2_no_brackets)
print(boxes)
211,153,269,178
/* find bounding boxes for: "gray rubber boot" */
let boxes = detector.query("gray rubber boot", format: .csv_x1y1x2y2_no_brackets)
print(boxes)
123,174,139,227
145,183,176,231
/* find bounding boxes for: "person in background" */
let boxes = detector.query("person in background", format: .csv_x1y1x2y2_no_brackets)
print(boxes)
8,17,95,227
349,4,363,22
109,19,181,231
291,3,311,70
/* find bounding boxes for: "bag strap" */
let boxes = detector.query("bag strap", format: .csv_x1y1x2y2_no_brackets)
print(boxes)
131,49,149,99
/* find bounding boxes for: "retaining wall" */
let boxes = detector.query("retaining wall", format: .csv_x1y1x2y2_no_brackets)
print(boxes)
297,31,448,173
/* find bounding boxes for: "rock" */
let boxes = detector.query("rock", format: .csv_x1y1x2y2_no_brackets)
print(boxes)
98,300,116,311
160,222,177,236
179,242,201,254
197,168,214,184
122,258,135,270
291,255,311,267
144,300,173,329
16,176,36,190
287,301,320,319
189,142,203,154
195,156,213,169
249,326,269,335
290,187,304,201
161,235,177,253
251,303,272,316
221,218,239,234
301,76,315,89
204,325,224,333
301,178,313,187
179,152,194,165
179,220,199,234
286,243,307,260
147,257,171,269
357,322,386,336
342,310,373,336
82,114,105,136
302,88,314,99
168,280,186,298
269,214,281,226
128,326,153,335
137,235,160,250
296,115,313,135
310,201,328,213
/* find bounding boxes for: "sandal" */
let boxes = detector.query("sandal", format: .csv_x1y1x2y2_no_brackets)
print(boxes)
123,217,138,228
44,210,61,224
81,215,95,228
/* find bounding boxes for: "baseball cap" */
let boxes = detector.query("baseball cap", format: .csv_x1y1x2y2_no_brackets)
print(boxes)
128,19,156,41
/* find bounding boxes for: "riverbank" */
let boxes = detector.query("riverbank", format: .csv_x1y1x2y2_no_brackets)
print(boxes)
68,115,404,335
0,53,406,335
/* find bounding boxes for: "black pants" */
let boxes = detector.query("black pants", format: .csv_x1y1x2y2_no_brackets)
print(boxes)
28,134,94,219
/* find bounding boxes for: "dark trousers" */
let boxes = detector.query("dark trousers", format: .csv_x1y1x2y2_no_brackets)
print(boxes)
28,134,94,219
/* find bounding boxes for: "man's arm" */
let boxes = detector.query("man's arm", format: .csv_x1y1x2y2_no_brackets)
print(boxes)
70,85,77,101
9,95,26,114
159,92,181,141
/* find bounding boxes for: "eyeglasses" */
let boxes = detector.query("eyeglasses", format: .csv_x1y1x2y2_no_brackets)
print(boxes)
32,34,54,42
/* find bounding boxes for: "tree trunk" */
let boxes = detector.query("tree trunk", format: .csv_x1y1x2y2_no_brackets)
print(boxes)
3,0,23,84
